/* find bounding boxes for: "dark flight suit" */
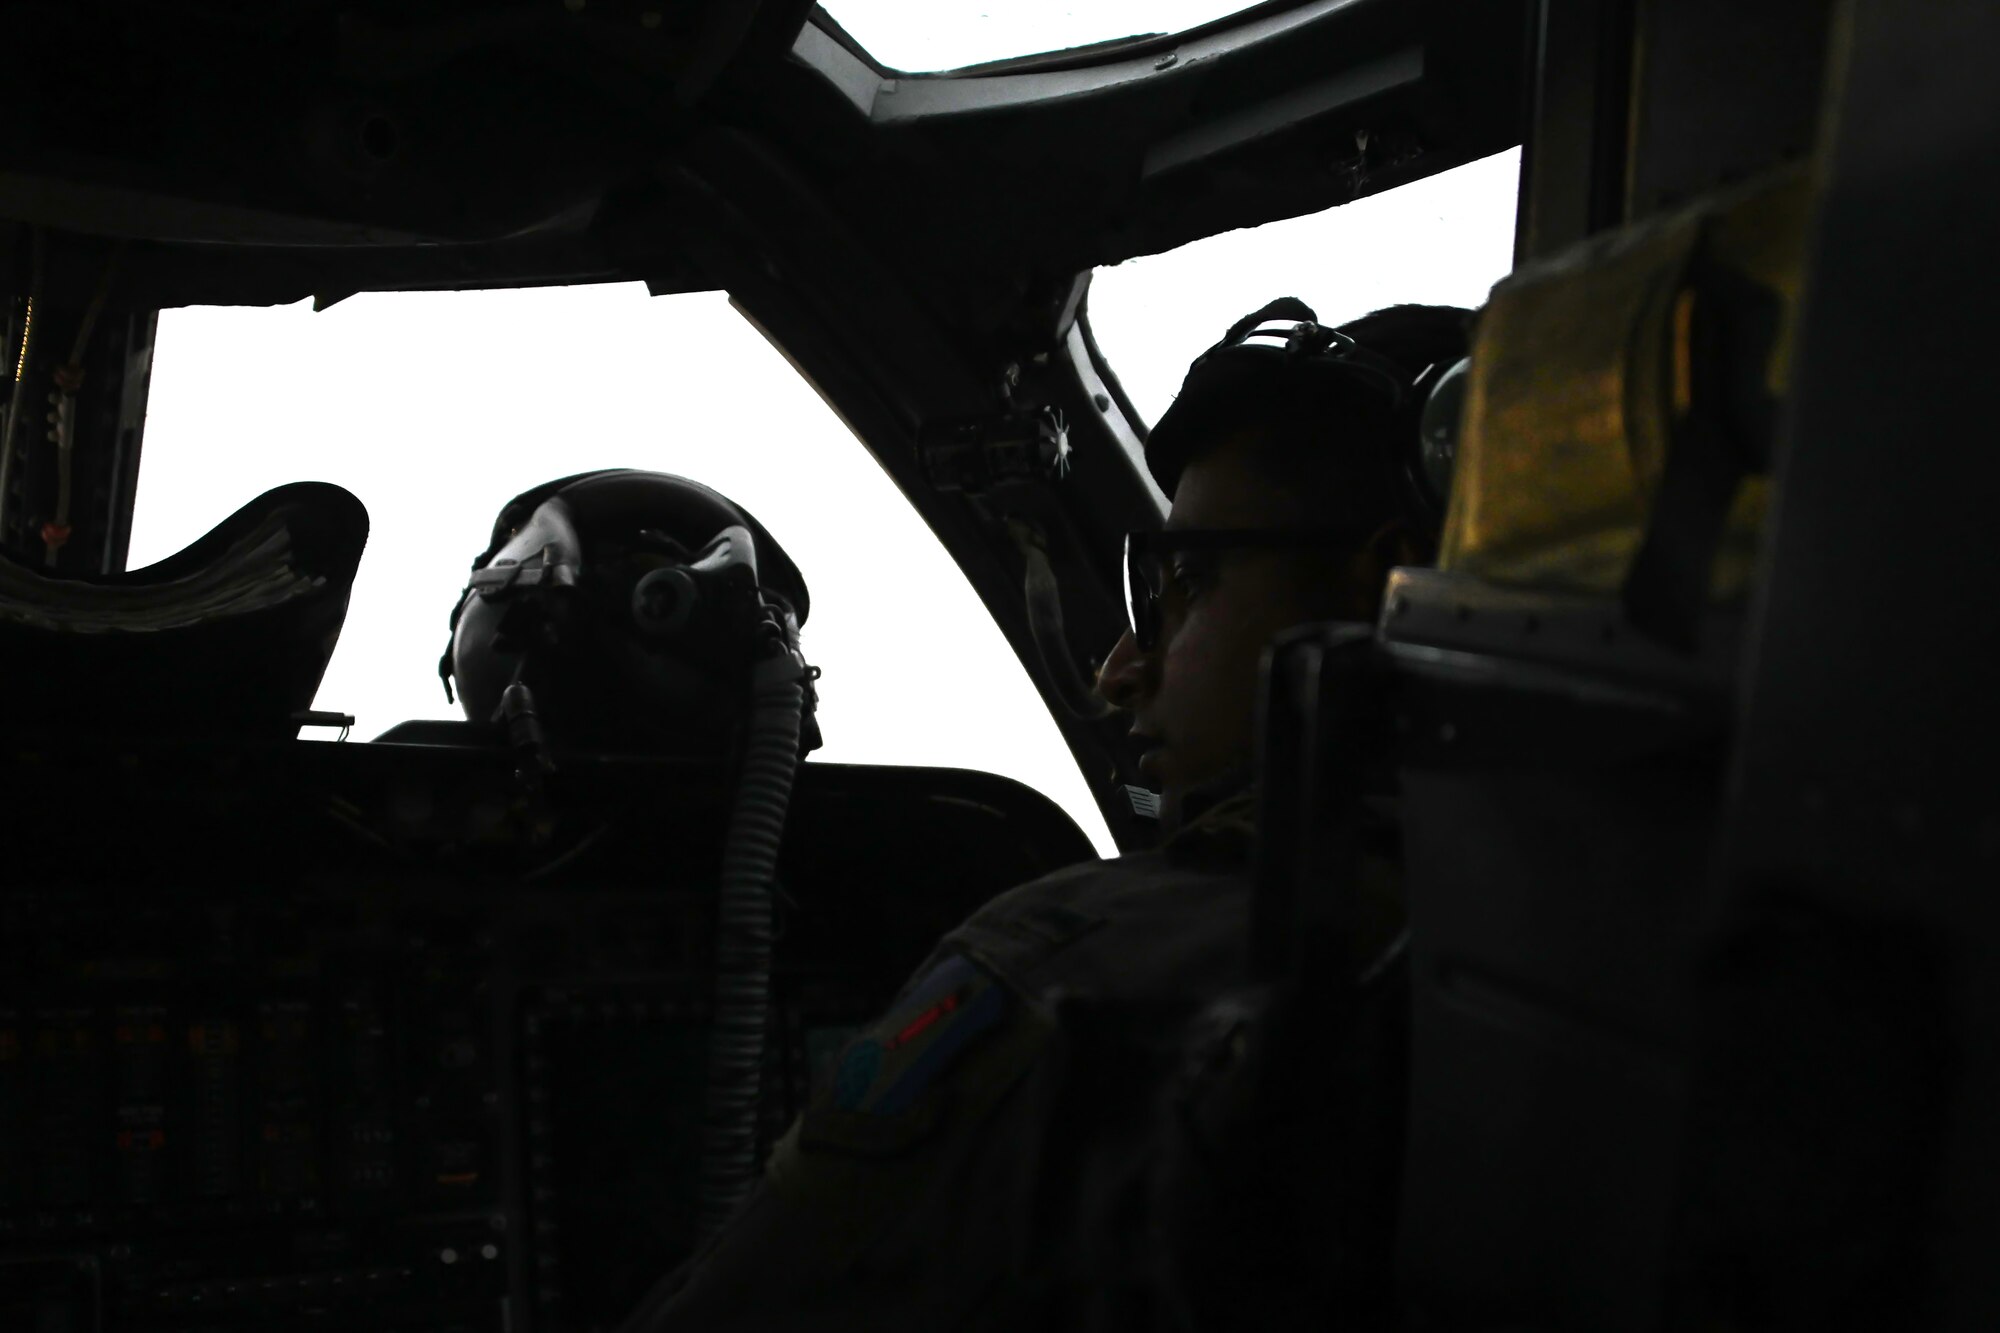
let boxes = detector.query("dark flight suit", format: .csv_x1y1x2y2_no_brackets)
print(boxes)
621,788,1405,1332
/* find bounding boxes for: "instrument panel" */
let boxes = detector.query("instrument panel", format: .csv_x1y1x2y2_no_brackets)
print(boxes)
0,737,1092,1331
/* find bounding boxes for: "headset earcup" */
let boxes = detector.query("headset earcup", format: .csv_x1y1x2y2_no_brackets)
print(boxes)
1411,357,1472,538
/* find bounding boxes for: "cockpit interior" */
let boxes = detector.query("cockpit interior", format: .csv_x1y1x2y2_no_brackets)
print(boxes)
0,1,1994,1329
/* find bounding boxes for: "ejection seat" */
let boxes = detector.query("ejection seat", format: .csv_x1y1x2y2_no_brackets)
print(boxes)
0,480,368,742
1248,168,1807,1331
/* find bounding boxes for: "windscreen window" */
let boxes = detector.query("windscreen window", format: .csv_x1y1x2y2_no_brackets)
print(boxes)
131,285,1113,853
819,0,1274,73
1087,149,1522,427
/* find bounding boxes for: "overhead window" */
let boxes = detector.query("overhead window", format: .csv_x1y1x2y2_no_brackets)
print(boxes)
1087,148,1522,426
130,285,1115,854
817,0,1271,73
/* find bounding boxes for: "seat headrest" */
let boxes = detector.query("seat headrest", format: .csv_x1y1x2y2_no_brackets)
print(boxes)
0,481,368,740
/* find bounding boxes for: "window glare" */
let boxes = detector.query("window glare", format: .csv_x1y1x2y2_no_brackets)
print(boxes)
821,0,1266,72
130,286,1115,855
1088,148,1522,426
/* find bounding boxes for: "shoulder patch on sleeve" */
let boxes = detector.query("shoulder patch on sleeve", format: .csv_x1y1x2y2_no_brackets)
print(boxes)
797,952,1032,1159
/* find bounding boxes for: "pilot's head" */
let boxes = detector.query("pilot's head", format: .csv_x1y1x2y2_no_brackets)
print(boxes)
445,469,812,755
1095,300,1472,811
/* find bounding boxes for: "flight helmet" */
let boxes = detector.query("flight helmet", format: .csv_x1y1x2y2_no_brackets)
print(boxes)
442,469,815,755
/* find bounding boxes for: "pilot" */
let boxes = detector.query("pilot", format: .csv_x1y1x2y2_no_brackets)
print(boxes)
621,298,1473,1332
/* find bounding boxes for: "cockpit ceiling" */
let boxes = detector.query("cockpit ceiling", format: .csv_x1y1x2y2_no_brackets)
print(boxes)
0,0,1526,322
816,0,1273,74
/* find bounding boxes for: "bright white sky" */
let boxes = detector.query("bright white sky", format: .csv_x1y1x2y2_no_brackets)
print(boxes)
1090,148,1522,422
823,0,1263,70
129,145,1518,861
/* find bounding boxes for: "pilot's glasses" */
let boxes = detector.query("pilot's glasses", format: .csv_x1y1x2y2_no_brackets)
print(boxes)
1122,528,1370,652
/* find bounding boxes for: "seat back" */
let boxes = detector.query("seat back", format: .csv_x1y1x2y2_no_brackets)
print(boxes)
0,481,367,740
1380,572,1728,1330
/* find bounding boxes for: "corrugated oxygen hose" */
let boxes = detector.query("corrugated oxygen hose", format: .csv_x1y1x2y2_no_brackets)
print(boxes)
696,644,808,1243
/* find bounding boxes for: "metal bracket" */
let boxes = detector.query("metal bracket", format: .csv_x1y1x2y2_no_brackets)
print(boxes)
918,405,1070,494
